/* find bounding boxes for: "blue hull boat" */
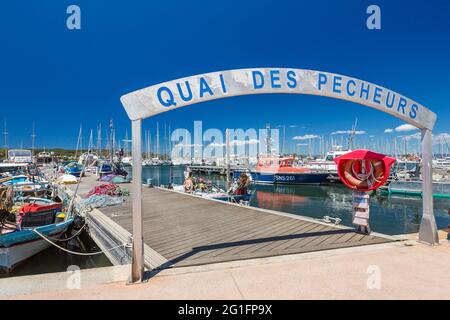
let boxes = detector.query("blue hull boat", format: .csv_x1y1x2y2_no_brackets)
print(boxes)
234,156,330,185
0,197,73,272
234,170,330,185
0,219,73,272
64,162,83,177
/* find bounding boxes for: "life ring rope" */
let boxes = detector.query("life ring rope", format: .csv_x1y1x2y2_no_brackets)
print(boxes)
343,159,384,190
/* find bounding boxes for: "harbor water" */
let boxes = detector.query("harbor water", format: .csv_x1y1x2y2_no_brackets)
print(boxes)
2,165,449,278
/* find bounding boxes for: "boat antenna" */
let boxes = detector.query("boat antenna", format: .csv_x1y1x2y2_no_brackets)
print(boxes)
348,118,358,150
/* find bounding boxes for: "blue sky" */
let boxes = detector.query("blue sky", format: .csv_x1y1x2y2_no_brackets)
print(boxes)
1,0,449,154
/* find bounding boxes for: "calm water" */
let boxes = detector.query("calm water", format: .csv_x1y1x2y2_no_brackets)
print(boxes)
3,165,449,278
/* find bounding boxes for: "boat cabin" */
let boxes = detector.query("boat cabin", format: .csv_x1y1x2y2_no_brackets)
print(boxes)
257,157,294,168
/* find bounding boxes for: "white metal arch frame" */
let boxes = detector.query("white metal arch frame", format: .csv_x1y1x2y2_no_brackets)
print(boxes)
120,68,439,283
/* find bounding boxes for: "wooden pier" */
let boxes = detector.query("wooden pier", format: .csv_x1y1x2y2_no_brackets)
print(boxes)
57,172,395,270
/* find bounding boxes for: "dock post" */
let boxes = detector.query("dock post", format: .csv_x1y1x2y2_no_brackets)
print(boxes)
419,129,439,245
226,129,231,189
130,119,144,283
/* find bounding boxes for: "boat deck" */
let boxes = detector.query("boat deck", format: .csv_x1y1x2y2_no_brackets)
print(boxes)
58,171,394,270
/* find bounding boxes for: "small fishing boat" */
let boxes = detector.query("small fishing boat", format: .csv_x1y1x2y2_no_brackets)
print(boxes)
98,162,113,178
64,162,84,177
234,156,330,185
57,174,78,185
0,199,72,272
0,175,28,186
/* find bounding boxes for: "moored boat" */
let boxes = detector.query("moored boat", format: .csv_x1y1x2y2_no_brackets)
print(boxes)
234,156,330,185
64,162,83,177
0,198,72,272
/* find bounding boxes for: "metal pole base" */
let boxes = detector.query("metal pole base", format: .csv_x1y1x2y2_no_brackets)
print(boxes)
418,216,440,245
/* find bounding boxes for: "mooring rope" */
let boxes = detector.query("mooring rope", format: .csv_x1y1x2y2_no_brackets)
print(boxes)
32,228,130,256
37,221,87,242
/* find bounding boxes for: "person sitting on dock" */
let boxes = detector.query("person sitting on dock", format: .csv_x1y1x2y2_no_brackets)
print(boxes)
233,173,249,195
183,172,194,193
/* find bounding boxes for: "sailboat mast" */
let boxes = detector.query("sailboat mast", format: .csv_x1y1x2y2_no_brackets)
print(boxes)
31,121,36,156
3,119,7,158
156,122,160,160
97,123,102,157
168,125,171,160
109,119,114,162
75,124,82,159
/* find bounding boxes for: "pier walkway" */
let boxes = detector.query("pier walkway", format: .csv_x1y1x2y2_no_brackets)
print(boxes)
58,172,394,271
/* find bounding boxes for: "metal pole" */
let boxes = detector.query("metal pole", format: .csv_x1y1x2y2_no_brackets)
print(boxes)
226,128,231,189
419,129,439,244
130,119,144,282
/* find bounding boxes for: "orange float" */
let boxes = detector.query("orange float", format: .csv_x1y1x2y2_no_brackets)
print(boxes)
333,150,396,192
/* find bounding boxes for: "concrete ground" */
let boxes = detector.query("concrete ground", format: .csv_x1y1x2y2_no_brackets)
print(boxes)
1,231,449,300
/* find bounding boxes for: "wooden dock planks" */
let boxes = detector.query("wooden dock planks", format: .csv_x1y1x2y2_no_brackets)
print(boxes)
96,186,394,268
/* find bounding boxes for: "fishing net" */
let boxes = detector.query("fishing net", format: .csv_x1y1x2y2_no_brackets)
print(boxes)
85,183,124,198
82,194,124,209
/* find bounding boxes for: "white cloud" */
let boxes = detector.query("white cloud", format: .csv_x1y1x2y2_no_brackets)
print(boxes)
384,128,394,133
292,134,320,140
296,143,309,146
331,130,366,135
395,124,418,132
289,125,298,128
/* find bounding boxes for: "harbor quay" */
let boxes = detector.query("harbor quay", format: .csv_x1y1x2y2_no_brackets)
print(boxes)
0,168,449,299
1,232,450,299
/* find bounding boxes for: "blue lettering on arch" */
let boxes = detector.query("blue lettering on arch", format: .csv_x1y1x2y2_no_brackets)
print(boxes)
287,70,297,88
219,74,227,93
409,103,418,119
373,87,382,104
176,81,193,102
270,70,281,88
397,97,407,114
346,79,356,96
332,76,342,94
252,71,264,89
199,77,214,98
385,91,396,109
157,86,177,107
318,73,327,90
360,82,371,100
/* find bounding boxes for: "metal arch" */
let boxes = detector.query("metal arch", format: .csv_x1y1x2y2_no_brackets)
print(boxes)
123,68,439,283
121,68,436,130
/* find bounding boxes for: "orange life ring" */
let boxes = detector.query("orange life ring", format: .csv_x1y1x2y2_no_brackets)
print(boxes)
343,159,384,189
